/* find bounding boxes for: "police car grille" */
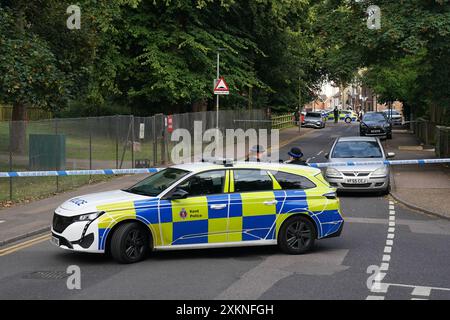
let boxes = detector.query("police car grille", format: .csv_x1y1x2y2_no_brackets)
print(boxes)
53,214,74,233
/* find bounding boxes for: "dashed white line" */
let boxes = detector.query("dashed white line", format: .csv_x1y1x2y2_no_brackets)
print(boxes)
0,220,4,224
366,200,397,300
317,150,324,156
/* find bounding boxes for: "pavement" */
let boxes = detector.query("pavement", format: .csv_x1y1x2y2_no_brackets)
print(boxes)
384,129,450,220
1,122,450,300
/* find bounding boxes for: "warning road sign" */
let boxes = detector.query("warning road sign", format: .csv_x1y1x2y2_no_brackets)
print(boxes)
214,77,229,95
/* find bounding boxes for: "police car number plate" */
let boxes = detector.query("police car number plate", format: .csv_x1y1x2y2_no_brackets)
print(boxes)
347,178,368,184
50,236,60,246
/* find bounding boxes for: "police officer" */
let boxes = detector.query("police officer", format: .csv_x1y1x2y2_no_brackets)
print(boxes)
333,107,339,123
246,145,266,162
285,147,308,165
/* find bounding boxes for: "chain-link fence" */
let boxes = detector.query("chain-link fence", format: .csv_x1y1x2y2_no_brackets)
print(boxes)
0,109,270,201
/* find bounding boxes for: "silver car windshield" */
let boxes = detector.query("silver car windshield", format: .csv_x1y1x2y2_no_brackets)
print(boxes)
332,141,383,159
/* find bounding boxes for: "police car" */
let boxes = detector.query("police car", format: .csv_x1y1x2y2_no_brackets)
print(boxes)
51,161,344,263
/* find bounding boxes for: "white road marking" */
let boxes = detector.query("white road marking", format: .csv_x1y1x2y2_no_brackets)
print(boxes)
411,286,432,297
317,150,324,156
367,201,397,300
0,220,4,224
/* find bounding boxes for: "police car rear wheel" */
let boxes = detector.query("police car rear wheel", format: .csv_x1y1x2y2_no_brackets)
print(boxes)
111,222,149,264
279,216,315,254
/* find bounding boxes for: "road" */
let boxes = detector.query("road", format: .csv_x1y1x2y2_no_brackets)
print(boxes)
1,122,450,300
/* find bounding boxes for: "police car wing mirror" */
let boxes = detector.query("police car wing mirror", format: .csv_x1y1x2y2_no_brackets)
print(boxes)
324,153,329,159
167,188,189,200
387,152,396,159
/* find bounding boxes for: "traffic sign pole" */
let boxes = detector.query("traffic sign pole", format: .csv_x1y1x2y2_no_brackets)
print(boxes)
216,52,220,131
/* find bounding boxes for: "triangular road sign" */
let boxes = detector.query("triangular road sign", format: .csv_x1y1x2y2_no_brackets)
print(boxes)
214,77,230,95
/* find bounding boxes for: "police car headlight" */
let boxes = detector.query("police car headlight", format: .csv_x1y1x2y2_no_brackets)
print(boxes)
75,211,105,222
326,167,342,178
371,167,388,177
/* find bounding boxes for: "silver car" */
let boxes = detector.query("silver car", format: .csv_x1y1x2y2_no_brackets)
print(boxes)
324,136,395,194
302,112,326,129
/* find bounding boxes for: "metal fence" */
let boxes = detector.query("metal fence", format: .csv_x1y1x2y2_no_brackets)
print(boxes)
412,119,450,158
436,126,450,158
0,109,270,201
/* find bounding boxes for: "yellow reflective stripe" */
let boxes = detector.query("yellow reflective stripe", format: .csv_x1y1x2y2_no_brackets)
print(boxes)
268,171,282,190
171,196,209,222
224,170,230,193
97,201,136,229
229,170,235,193
241,192,276,216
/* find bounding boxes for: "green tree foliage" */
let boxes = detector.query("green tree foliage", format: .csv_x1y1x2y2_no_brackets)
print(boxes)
313,0,450,123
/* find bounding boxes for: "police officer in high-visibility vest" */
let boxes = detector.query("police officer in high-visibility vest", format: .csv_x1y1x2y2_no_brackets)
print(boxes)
285,147,308,166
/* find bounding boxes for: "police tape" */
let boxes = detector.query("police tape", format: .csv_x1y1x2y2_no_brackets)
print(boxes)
0,159,449,178
0,168,160,178
308,158,450,168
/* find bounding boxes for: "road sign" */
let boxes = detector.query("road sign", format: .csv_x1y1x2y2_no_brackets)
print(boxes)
214,77,229,95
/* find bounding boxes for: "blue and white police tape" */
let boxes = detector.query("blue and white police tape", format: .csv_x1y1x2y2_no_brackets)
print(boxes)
0,158,449,178
308,158,450,168
0,168,160,178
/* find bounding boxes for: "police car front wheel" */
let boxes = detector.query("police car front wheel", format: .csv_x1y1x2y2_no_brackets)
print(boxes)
110,222,151,264
278,216,316,254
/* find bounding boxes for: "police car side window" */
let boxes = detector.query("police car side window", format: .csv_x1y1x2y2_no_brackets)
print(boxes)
234,170,273,193
177,170,226,197
271,171,316,190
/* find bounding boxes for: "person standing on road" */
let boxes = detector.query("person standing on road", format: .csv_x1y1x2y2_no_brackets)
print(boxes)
246,145,266,162
333,107,339,123
285,147,308,165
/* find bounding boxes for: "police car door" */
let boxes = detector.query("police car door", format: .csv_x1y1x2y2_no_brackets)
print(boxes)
160,170,229,246
230,169,278,241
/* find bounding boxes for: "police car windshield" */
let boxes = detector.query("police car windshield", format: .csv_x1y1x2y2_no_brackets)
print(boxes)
125,168,190,197
306,112,321,118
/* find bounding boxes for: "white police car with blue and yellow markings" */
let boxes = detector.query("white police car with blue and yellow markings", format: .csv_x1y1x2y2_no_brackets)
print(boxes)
51,162,344,263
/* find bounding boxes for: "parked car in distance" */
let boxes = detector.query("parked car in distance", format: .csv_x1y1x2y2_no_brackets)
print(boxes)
360,112,392,139
302,112,326,129
324,136,395,194
382,109,403,125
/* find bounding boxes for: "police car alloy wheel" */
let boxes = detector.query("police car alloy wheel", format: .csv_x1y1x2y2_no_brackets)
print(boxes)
278,216,316,254
111,222,151,264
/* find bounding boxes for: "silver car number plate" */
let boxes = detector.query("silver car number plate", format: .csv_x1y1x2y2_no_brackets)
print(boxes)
347,178,368,184
371,130,381,133
50,236,60,246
